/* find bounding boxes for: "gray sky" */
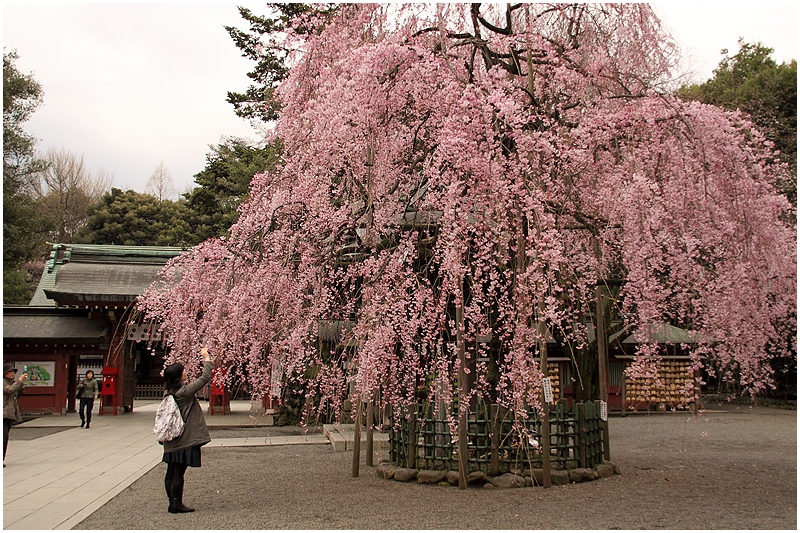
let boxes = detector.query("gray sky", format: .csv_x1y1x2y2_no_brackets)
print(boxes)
3,2,797,196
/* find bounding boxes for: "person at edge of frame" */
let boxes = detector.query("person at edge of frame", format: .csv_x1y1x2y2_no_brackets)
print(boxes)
3,363,28,467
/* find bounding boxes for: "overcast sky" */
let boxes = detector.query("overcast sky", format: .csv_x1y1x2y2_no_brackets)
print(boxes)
3,2,797,195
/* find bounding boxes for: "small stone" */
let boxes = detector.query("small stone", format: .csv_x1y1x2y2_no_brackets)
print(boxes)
528,469,544,485
595,464,614,478
492,473,526,489
467,470,491,485
551,470,569,485
569,468,594,483
417,469,447,484
483,483,495,489
393,468,419,482
446,471,460,485
604,461,621,475
376,464,396,480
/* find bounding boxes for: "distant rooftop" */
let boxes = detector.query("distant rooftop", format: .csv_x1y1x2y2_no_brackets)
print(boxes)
3,306,109,342
30,243,184,308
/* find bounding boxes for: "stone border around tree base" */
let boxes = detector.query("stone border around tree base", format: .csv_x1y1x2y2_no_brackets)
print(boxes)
376,461,620,488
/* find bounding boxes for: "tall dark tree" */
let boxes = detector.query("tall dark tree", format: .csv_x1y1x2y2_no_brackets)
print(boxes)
224,4,338,123
76,188,194,247
679,40,797,204
184,137,281,241
3,50,52,304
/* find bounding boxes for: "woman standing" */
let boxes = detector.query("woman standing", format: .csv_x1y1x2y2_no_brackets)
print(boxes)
161,347,214,513
77,370,100,428
3,363,28,467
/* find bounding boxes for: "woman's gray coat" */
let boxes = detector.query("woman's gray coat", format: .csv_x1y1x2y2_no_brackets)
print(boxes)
3,377,24,423
162,361,212,453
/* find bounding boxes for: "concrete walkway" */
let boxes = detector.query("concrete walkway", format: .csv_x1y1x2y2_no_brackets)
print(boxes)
3,400,382,530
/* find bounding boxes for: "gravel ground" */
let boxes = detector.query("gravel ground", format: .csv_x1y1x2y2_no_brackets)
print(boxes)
72,404,795,530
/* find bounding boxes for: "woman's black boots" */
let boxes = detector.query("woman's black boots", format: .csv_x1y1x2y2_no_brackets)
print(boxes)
169,485,195,513
169,499,195,513
165,462,194,513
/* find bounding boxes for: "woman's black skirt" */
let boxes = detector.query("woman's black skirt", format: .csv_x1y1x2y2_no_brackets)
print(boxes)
162,445,202,467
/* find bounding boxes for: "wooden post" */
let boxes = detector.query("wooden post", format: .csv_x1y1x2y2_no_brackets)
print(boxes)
457,278,469,490
408,404,417,469
594,400,603,464
621,371,627,417
536,305,552,488
366,397,374,467
595,287,611,461
67,354,78,413
593,237,611,461
351,397,361,477
576,402,587,468
490,404,500,477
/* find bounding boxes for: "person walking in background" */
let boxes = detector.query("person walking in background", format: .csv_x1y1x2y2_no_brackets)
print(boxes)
3,363,28,467
161,347,214,513
77,370,100,428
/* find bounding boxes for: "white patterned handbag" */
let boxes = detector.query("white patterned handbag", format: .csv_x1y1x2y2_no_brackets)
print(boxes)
153,395,185,443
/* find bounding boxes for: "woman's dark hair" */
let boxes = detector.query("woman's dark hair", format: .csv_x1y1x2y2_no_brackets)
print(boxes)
163,363,184,395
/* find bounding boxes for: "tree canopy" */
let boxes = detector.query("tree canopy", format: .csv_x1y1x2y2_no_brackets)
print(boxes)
76,188,193,247
34,147,113,243
184,137,281,241
224,3,338,123
3,50,52,304
679,40,797,204
140,4,796,425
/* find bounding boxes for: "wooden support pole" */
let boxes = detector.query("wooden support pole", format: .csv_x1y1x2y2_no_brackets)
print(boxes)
593,237,611,461
366,397,374,467
457,279,469,490
595,284,611,461
576,402,587,468
351,398,361,477
408,404,417,469
536,302,551,488
490,404,500,477
621,372,627,418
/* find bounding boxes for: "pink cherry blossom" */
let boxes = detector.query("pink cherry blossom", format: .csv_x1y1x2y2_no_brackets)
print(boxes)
137,4,795,428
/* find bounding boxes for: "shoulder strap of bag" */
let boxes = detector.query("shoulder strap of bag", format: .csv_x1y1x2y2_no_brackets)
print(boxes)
171,392,192,421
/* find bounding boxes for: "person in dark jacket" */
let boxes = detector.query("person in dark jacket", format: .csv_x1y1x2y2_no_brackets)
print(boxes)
77,370,100,428
3,363,28,467
161,347,214,513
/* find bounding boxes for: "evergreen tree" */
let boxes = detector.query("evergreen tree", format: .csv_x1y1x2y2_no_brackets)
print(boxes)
76,188,193,247
184,137,281,241
3,50,52,303
224,4,338,123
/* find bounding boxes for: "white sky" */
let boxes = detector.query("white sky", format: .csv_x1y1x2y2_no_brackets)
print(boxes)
2,2,797,195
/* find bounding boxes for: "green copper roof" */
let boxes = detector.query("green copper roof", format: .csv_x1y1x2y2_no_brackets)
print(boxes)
29,243,184,307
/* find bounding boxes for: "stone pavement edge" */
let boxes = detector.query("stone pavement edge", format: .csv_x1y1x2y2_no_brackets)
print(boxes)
2,400,386,530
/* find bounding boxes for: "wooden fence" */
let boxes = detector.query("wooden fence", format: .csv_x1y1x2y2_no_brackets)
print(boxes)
389,399,605,474
135,384,164,399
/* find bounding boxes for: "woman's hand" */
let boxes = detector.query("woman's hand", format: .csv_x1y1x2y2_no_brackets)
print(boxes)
201,347,212,363
18,373,28,382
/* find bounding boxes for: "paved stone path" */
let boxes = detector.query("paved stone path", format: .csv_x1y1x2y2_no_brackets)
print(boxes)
2,400,382,530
